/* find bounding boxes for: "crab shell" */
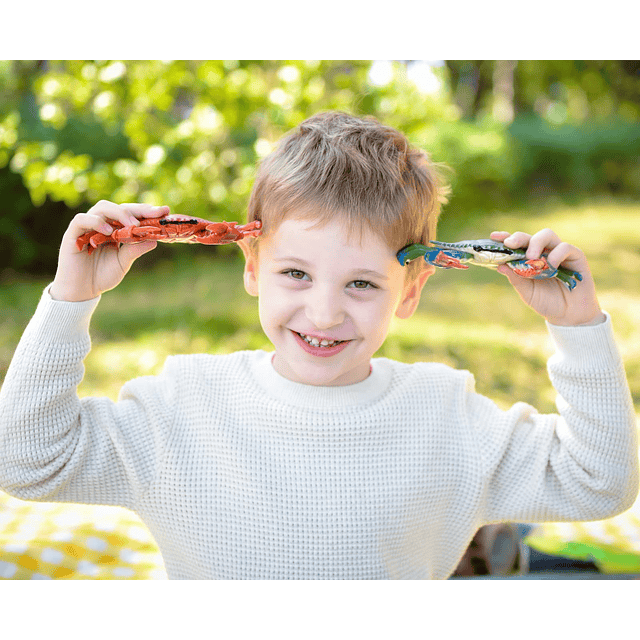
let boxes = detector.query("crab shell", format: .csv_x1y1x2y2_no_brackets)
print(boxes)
76,214,262,254
397,239,583,290
429,239,526,267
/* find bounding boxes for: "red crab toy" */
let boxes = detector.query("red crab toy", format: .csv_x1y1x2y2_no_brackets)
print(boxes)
76,214,262,254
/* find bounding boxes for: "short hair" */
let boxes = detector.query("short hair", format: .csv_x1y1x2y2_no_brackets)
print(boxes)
246,111,450,278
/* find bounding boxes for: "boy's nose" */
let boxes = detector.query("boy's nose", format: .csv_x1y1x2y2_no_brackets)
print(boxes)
304,288,345,330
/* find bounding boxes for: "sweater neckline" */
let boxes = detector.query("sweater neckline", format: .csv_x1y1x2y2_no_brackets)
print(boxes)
250,351,392,409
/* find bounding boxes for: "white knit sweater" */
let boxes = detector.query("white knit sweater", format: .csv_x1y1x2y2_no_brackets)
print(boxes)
0,287,637,579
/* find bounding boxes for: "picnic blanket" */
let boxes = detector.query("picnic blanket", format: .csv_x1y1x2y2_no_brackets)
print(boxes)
524,493,640,574
2,434,639,579
0,491,166,580
524,434,640,574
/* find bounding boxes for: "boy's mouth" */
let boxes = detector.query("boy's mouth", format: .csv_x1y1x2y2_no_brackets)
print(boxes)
294,331,347,348
290,330,352,356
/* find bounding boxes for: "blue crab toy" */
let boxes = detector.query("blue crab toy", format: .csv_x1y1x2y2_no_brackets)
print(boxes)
397,239,583,290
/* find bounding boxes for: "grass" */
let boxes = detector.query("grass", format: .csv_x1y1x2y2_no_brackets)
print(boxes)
1,196,639,418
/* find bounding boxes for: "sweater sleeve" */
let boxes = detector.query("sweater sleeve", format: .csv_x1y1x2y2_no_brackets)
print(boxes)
0,285,176,511
469,314,639,525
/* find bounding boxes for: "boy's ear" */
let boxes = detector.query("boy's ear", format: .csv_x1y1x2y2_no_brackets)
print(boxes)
395,265,435,319
238,239,259,297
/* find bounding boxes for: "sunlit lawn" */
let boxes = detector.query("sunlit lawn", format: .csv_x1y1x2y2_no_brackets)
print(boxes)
1,196,639,419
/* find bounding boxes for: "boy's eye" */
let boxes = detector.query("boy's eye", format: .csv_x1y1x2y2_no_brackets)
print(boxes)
350,280,375,290
280,270,377,290
282,269,309,281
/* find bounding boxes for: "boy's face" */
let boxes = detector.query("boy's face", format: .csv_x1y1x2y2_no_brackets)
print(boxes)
240,216,433,386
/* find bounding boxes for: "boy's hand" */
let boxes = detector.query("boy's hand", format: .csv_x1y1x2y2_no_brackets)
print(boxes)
490,229,605,327
50,201,170,302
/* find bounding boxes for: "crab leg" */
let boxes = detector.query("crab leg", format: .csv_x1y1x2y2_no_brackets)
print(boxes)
424,249,473,270
85,232,114,252
397,244,432,265
555,266,583,290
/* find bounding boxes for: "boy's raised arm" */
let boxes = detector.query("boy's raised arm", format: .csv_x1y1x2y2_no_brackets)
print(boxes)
0,201,175,507
470,229,638,524
1,199,258,507
469,314,638,524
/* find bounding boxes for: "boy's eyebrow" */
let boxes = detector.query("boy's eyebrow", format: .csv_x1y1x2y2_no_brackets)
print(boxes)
273,256,389,280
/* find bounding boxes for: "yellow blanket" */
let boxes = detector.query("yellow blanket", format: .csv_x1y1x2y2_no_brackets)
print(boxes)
0,492,166,580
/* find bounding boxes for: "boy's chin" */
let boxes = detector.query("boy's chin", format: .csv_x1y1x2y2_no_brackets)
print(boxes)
273,354,370,387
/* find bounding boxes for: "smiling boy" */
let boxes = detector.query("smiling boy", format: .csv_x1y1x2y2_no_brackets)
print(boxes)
240,216,432,387
0,111,637,579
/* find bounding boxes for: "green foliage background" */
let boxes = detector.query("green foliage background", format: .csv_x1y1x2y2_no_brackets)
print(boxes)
1,60,639,275
1,60,639,413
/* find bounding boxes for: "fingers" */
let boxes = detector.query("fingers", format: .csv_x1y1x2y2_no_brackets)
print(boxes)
523,229,562,263
73,200,169,233
491,228,580,269
490,230,535,254
69,212,116,238
544,242,576,270
67,201,170,248
86,200,170,228
120,202,171,220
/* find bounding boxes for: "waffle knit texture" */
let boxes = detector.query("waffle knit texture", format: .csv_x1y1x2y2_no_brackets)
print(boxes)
0,286,637,579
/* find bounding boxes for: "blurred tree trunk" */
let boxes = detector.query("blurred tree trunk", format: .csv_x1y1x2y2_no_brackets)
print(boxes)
445,61,494,119
492,60,517,123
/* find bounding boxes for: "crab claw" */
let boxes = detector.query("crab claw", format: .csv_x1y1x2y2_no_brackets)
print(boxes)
505,257,579,289
194,222,240,244
198,221,262,244
508,257,558,280
427,249,471,270
76,231,115,254
76,231,94,253
237,220,263,238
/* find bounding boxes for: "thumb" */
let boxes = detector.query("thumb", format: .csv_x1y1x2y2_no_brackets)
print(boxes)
496,264,520,285
118,240,158,271
496,263,535,301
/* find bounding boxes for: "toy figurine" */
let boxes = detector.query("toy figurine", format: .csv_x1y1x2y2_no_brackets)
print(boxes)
397,239,583,290
76,214,262,254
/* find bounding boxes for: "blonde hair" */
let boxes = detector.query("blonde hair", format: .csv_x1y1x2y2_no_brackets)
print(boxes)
246,111,450,279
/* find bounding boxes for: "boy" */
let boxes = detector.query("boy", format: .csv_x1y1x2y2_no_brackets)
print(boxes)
0,111,637,579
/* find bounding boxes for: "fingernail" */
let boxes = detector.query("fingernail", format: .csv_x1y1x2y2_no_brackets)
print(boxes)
101,224,113,234
130,217,139,226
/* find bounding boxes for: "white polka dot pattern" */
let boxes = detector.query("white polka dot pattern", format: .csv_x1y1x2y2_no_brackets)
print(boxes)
0,491,166,580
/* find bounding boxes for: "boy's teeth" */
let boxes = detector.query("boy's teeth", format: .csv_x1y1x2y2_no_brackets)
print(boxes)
298,333,341,347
